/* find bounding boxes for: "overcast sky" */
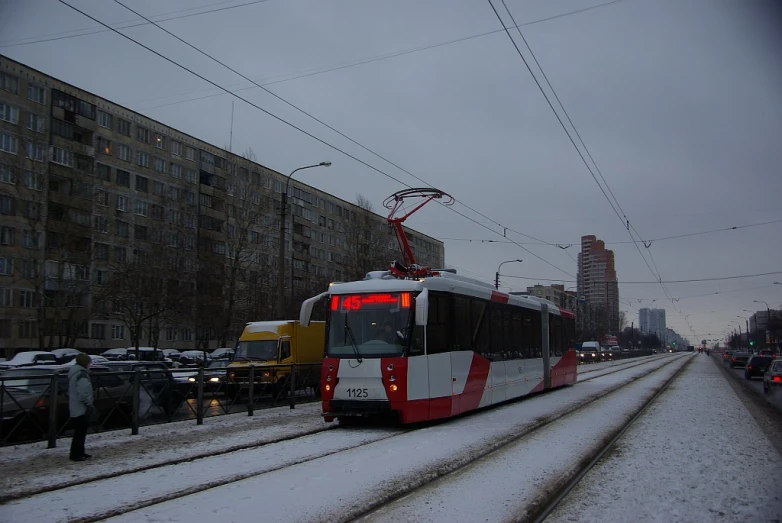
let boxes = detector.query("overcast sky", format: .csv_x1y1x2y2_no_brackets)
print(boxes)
2,0,781,343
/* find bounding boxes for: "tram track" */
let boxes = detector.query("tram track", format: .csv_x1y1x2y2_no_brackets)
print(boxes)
344,354,690,523
1,355,683,523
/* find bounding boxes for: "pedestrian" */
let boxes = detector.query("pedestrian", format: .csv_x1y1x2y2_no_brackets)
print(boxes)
68,353,94,462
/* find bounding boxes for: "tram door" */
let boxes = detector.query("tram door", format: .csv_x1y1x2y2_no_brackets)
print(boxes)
541,304,551,389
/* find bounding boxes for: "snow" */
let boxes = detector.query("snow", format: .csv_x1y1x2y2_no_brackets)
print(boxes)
1,351,55,366
358,354,693,522
62,355,686,523
244,320,290,333
0,402,328,501
546,353,782,523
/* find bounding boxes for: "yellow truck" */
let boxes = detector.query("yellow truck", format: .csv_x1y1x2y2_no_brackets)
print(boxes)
226,320,325,398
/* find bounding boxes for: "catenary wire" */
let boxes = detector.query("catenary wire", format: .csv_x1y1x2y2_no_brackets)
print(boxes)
500,270,782,284
58,0,575,279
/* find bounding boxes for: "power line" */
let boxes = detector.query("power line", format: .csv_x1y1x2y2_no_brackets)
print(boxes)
59,0,574,280
109,0,575,278
500,270,782,284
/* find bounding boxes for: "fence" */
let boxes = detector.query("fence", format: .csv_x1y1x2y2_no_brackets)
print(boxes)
0,363,322,448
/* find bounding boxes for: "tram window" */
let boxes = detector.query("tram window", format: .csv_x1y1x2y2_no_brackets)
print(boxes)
427,293,451,354
409,325,425,356
510,311,524,359
502,310,513,360
520,308,540,359
489,305,503,360
453,296,472,351
549,315,563,356
472,299,490,357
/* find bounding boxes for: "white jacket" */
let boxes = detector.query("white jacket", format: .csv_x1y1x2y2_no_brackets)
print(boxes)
68,365,94,418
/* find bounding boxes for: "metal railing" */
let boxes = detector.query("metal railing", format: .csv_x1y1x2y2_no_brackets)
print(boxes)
0,363,322,448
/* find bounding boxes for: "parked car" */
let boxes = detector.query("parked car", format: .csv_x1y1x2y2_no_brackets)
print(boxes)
102,348,130,361
50,348,81,364
173,359,231,393
101,361,184,416
729,352,751,368
0,365,132,443
763,360,782,394
211,348,235,360
0,351,58,371
745,355,774,379
178,350,212,367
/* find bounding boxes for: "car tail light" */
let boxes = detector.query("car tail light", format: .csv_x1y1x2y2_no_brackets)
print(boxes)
773,376,782,382
36,398,45,408
748,366,752,370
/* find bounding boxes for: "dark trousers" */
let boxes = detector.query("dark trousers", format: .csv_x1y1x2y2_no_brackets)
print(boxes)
69,415,88,459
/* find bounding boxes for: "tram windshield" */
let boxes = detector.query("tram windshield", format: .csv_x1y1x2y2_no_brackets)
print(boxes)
326,292,413,358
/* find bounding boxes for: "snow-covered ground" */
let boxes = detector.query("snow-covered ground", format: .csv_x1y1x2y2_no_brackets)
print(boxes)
1,355,683,523
547,353,782,523
0,402,329,500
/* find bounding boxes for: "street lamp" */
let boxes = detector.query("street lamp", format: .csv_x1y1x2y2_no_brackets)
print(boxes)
495,259,523,290
276,161,332,319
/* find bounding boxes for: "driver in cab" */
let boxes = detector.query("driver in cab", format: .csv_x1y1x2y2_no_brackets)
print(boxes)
376,320,401,344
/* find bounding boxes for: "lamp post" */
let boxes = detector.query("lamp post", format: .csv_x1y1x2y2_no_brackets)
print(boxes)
276,161,331,319
495,259,522,290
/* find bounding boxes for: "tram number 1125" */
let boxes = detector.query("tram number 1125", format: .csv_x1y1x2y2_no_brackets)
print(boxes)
346,388,369,398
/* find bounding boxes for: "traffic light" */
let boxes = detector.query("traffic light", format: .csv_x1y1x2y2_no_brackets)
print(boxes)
749,340,755,347
672,341,677,346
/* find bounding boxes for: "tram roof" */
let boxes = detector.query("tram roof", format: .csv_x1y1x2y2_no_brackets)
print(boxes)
327,271,573,318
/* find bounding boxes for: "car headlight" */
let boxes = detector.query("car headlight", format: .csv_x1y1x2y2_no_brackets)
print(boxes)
188,377,196,382
209,377,220,382
592,353,596,357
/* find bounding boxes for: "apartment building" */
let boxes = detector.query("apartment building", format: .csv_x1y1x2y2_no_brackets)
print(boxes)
577,235,619,334
0,56,444,356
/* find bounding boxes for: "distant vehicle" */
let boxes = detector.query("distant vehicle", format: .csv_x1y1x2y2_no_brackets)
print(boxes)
227,320,325,397
579,341,601,363
178,350,212,367
687,346,695,352
102,348,130,361
759,349,776,359
745,356,773,379
729,352,751,368
161,349,182,359
0,351,58,370
722,351,733,363
763,360,782,394
50,348,81,364
174,359,231,393
211,348,235,360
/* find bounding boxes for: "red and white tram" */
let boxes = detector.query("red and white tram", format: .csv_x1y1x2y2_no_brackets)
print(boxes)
300,271,577,424
300,188,577,424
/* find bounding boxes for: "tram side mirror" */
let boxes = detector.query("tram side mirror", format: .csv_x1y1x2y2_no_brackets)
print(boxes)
415,288,429,326
300,291,329,326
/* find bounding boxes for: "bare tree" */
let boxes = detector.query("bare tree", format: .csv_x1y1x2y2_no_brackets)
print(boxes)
341,194,394,282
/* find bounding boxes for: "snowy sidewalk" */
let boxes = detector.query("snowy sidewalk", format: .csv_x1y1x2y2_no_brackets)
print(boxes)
548,353,782,522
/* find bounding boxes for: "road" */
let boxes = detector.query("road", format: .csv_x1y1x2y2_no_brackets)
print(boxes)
716,354,782,412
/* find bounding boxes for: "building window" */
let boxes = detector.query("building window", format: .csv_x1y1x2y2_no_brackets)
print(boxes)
185,146,195,161
213,241,226,255
185,168,196,183
0,103,19,124
95,189,109,207
117,169,130,187
22,230,40,248
50,147,73,166
18,321,37,339
0,133,18,154
94,216,108,233
118,143,131,162
0,256,12,275
153,181,165,196
91,323,106,340
154,133,166,149
97,110,113,129
134,224,147,241
151,205,164,221
19,290,35,308
170,163,181,179
22,200,40,220
134,200,148,216
0,288,11,306
154,157,166,173
135,175,149,193
116,195,130,212
165,327,178,341
21,259,37,279
168,186,180,201
114,246,127,263
136,127,150,143
1,73,19,94
136,151,149,168
0,226,14,246
97,136,112,155
0,195,14,215
0,165,14,184
183,236,195,250
96,163,111,181
118,118,131,136
27,84,45,103
23,171,42,191
25,142,44,161
170,140,181,156
181,328,193,341
111,324,125,340
115,220,129,238
94,242,109,260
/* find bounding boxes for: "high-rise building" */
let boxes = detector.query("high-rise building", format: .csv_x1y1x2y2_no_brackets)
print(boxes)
577,235,619,333
0,56,444,355
639,308,666,337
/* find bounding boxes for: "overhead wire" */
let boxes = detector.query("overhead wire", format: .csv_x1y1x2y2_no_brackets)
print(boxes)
500,270,782,284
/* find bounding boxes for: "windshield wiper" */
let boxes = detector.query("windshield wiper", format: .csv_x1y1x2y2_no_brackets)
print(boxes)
344,318,362,364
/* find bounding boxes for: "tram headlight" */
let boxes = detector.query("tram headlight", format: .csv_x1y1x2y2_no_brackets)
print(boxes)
389,384,398,392
325,384,331,391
